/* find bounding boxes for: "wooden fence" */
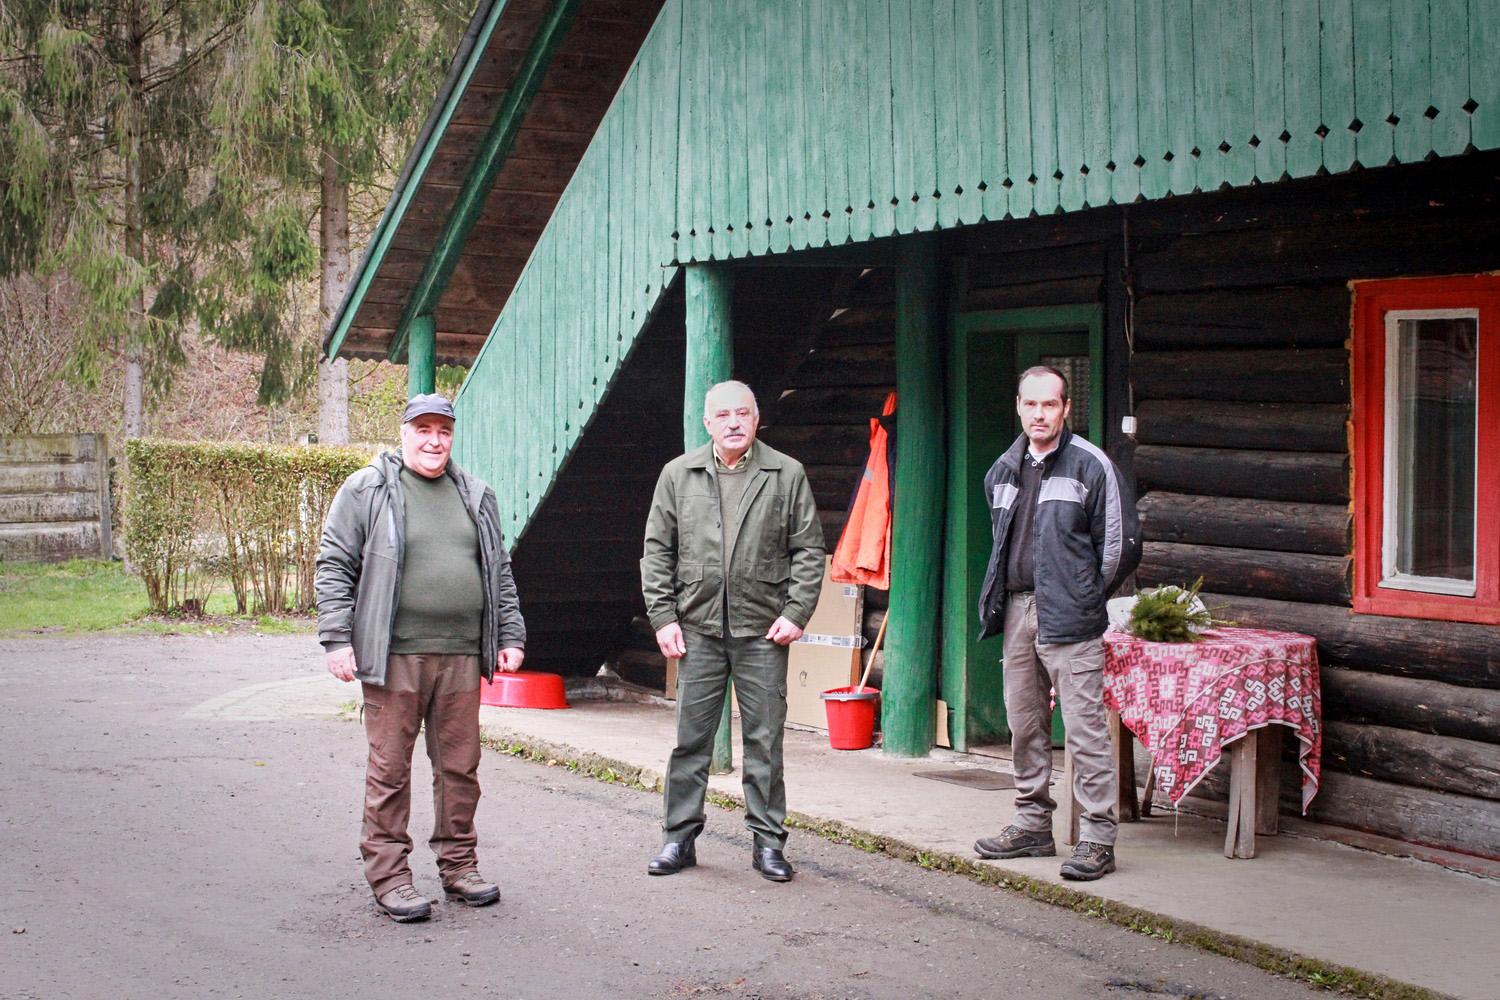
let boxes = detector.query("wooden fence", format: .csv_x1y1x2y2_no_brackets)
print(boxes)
0,435,112,562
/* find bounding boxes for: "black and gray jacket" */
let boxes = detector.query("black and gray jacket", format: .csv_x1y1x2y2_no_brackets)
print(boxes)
315,452,526,685
977,426,1141,644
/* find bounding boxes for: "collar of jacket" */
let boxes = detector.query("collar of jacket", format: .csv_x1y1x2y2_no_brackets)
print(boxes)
997,424,1073,476
682,439,783,472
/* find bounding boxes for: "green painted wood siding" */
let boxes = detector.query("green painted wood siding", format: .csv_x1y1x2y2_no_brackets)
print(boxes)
454,0,1499,537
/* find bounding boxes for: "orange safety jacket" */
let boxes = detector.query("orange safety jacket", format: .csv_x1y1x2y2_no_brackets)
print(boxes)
830,392,896,589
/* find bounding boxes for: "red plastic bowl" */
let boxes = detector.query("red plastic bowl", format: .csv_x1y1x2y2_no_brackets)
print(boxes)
480,670,569,709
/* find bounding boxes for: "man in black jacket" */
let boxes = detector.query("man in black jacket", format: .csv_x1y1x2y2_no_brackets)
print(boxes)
973,366,1141,880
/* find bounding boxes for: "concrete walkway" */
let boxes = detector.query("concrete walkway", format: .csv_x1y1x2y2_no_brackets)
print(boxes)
473,695,1499,1000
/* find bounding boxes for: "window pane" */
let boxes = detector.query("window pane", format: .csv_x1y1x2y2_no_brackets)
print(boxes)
1392,316,1477,583
1041,354,1091,437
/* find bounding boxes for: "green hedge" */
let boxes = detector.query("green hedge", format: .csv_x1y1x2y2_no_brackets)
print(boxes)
124,440,372,614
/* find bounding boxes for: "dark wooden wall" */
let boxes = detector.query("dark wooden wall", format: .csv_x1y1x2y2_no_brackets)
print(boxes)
1124,151,1500,860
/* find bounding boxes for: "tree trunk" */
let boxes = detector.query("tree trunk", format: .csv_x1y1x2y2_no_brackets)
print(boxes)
318,146,351,445
123,20,145,440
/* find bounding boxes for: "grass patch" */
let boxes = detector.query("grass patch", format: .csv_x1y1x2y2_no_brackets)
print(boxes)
0,559,315,636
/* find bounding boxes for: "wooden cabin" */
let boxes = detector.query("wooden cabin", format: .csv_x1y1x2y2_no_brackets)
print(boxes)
328,0,1500,862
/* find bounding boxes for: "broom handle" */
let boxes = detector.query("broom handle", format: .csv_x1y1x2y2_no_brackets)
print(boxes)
856,611,887,692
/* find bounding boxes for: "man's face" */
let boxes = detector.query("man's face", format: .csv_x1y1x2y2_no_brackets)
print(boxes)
703,385,759,464
400,413,454,478
1016,373,1071,452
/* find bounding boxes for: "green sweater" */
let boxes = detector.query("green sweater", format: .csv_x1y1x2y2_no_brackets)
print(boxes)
391,466,484,654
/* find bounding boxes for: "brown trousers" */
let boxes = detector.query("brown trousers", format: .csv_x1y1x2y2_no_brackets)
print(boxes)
360,653,483,895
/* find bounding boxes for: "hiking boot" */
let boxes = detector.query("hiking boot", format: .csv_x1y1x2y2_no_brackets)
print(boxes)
443,870,501,907
974,825,1057,859
374,883,432,922
1059,841,1116,881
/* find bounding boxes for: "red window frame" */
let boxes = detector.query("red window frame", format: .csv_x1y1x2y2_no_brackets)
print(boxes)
1351,274,1500,624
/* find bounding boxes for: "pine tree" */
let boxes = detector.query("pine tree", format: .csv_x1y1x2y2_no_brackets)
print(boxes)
0,0,254,437
214,0,464,443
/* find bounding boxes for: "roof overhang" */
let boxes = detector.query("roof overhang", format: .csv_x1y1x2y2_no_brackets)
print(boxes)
324,0,663,367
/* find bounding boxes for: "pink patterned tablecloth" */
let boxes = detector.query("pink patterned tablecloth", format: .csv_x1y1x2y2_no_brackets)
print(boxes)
1102,627,1322,811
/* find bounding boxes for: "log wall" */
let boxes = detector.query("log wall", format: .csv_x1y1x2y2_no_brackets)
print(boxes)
1126,153,1500,860
0,435,112,562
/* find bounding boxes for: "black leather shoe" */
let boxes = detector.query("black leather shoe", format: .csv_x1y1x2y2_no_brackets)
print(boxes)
751,844,794,882
647,839,697,876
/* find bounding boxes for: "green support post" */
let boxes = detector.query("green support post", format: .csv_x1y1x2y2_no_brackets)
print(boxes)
684,264,736,774
883,235,946,757
407,314,437,396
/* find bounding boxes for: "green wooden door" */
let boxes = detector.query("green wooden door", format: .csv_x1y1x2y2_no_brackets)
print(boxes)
941,304,1104,751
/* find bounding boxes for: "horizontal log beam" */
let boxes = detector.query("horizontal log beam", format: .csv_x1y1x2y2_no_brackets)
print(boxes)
757,426,869,467
1322,666,1500,744
1304,770,1500,861
1133,399,1347,453
1132,285,1350,350
1199,592,1500,689
1132,348,1348,403
769,387,894,426
1324,721,1500,801
1138,492,1349,556
1139,541,1351,606
1135,445,1349,503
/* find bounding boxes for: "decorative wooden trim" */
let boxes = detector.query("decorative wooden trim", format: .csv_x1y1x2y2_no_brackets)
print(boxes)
1350,273,1500,625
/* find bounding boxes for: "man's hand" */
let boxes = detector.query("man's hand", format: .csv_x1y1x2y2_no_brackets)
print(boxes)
655,621,686,659
497,647,525,673
765,616,804,646
325,647,358,682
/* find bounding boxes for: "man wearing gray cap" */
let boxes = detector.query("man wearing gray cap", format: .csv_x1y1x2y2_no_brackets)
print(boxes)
316,393,526,922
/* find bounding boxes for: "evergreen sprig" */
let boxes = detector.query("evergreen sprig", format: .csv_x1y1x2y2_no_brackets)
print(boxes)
1127,577,1235,643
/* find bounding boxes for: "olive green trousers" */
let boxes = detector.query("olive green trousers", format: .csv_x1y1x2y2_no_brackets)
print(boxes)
662,629,790,849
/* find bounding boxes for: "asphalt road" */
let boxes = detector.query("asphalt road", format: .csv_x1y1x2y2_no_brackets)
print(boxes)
0,635,1324,1000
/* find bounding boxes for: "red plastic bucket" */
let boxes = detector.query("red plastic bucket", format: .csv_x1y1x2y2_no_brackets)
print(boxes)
480,670,569,709
819,686,880,750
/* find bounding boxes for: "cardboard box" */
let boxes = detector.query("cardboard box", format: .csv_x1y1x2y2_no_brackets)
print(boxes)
784,558,865,729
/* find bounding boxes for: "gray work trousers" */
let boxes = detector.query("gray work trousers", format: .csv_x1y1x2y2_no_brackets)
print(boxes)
360,653,483,895
663,628,790,850
1002,593,1118,846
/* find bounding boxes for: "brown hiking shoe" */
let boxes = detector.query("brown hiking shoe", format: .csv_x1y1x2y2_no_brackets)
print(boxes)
975,825,1057,859
443,870,501,906
1059,841,1117,881
375,883,431,922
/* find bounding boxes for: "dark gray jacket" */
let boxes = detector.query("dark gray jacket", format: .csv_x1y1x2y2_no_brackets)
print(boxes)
315,452,525,685
978,427,1141,644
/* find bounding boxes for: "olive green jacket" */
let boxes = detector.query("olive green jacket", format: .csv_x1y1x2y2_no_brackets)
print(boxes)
641,440,825,638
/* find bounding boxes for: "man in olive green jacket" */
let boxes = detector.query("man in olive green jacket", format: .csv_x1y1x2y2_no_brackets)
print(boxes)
641,380,824,882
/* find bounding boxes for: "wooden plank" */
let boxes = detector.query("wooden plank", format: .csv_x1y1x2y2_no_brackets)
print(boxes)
1321,666,1500,744
1254,726,1282,835
1077,0,1111,208
1189,0,1219,193
1002,0,1035,216
1249,0,1287,181
1351,0,1395,168
1104,0,1139,206
976,0,1010,221
1218,0,1256,187
1427,0,1471,158
744,1,770,254
820,0,850,246
1389,0,1432,164
1473,0,1500,150
1138,540,1352,606
1139,491,1349,555
1134,0,1170,198
1318,0,1357,172
787,0,811,250
1134,445,1349,503
1027,0,1062,213
909,0,940,232
888,0,917,234
1281,0,1323,177
866,0,898,238
1053,0,1087,211
844,0,874,242
951,0,983,225
1224,736,1258,857
1162,0,1197,194
933,0,964,228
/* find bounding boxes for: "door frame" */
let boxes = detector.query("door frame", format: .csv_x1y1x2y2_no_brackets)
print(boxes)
940,303,1105,751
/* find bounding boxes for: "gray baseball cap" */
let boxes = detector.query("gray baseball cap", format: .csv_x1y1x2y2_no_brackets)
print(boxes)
401,393,456,424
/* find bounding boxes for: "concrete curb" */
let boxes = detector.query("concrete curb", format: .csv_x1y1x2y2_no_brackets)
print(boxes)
478,722,1456,1000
